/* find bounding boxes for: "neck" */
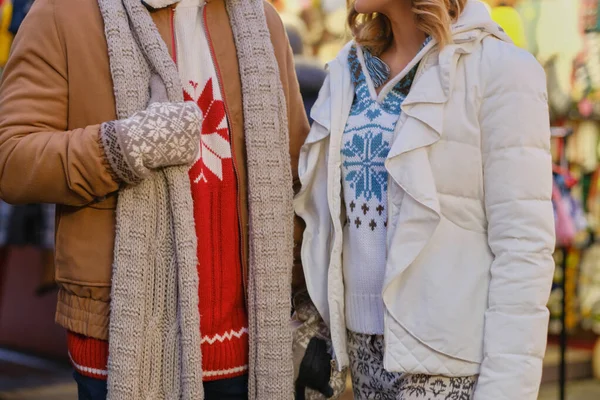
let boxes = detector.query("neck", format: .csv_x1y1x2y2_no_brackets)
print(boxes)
383,1,426,58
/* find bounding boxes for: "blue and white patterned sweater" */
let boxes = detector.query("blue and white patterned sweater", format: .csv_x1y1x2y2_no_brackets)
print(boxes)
342,44,423,334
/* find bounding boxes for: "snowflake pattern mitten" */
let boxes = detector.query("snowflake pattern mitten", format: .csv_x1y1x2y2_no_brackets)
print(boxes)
100,102,202,184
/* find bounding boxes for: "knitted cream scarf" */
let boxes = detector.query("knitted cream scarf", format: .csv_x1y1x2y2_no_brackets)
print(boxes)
96,0,294,399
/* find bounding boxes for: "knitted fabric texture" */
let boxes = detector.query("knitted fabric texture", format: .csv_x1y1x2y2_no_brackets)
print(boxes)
226,0,294,398
100,102,202,184
68,333,110,380
341,45,421,335
97,0,203,399
97,0,294,398
175,0,248,379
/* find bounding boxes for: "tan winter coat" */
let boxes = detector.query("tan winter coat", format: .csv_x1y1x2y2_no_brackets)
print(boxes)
0,0,308,341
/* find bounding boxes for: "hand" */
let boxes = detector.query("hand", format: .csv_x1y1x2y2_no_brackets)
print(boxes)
292,291,347,399
100,99,202,184
295,337,334,400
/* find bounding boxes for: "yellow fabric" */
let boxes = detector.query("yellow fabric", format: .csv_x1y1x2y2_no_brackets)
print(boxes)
491,6,526,48
0,1,13,68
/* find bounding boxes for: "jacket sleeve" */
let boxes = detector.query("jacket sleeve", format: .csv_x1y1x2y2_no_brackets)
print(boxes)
474,40,555,400
0,0,119,206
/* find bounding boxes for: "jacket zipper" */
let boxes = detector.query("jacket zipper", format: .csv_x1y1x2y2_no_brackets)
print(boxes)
202,7,248,305
170,8,177,65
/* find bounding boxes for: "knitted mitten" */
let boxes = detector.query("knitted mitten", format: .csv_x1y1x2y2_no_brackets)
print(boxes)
148,74,169,105
100,101,202,184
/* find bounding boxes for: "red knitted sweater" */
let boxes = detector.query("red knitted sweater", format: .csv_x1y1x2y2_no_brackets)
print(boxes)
68,79,248,383
69,1,248,382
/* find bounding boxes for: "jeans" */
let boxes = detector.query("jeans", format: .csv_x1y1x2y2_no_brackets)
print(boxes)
204,375,248,400
73,372,107,400
73,372,249,400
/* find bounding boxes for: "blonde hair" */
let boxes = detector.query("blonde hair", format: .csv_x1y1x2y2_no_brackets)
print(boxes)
347,0,467,56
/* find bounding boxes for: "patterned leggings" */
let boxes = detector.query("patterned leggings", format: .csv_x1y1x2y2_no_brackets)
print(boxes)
347,331,478,400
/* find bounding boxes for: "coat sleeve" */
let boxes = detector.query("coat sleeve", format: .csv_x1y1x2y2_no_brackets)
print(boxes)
474,40,555,400
0,0,119,206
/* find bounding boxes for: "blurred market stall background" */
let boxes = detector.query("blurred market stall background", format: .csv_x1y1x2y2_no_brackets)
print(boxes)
2,0,600,399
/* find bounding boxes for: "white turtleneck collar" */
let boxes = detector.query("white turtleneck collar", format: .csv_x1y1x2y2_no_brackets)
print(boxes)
144,0,206,9
143,0,180,9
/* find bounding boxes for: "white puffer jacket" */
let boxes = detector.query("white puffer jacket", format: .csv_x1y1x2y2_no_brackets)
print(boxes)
293,1,555,399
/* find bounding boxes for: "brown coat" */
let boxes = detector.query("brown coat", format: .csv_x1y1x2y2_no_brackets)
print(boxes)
0,0,309,340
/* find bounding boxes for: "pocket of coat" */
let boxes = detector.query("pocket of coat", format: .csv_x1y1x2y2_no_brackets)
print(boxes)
386,215,493,363
54,205,114,286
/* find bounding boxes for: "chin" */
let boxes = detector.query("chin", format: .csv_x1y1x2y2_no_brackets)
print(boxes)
354,0,392,15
